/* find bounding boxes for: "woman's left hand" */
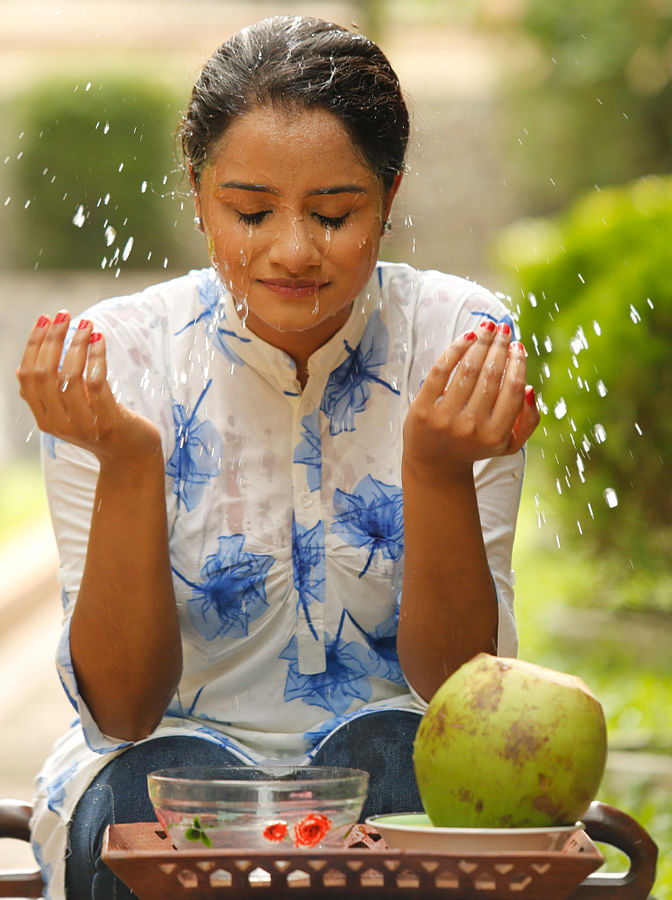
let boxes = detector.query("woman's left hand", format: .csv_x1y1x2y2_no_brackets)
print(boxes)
403,320,540,483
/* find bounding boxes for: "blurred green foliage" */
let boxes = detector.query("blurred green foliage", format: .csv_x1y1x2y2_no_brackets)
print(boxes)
505,0,672,212
11,73,195,271
496,175,672,601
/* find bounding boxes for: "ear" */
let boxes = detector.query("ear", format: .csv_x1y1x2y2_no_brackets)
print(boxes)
189,163,203,225
382,172,403,222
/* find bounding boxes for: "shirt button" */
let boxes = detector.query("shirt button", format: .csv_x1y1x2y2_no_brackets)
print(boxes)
301,492,314,509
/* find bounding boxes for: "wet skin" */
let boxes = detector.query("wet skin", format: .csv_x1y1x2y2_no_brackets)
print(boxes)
192,104,400,383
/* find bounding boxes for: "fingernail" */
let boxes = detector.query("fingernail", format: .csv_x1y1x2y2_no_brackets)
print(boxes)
463,331,477,341
497,322,511,336
35,315,49,328
77,319,92,330
525,385,536,406
89,332,103,343
479,320,496,331
510,341,528,357
54,311,69,324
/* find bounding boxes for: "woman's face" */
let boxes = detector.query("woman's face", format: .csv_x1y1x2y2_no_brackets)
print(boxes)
193,104,400,364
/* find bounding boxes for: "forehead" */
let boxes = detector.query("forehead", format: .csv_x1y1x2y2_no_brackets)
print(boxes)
206,104,376,186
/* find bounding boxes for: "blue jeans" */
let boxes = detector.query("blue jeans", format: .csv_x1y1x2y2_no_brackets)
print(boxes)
65,710,422,899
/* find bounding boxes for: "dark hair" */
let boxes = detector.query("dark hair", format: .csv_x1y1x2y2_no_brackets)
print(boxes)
180,16,409,192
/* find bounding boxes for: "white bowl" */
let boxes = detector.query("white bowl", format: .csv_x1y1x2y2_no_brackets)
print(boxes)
365,812,582,853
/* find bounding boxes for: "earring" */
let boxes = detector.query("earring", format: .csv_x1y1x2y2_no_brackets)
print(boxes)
193,216,203,232
383,218,392,234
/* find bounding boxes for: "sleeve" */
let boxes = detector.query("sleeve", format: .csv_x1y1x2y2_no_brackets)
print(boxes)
406,271,524,657
43,293,175,753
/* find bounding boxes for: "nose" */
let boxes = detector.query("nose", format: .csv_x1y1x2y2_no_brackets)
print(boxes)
267,216,321,273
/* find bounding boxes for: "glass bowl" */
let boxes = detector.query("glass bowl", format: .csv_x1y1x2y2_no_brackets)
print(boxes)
147,766,369,851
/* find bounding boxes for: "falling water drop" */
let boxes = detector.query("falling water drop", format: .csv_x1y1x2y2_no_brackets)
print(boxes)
596,380,607,397
629,304,641,324
122,236,134,261
141,180,148,193
103,121,110,134
594,423,607,443
604,487,618,509
634,422,643,436
554,397,567,419
592,320,601,335
104,225,116,246
72,204,86,227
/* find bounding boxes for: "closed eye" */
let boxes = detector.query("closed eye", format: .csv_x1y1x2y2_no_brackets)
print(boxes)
237,210,271,226
313,213,349,230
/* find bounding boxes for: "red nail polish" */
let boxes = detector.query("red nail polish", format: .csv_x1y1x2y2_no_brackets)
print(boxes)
464,331,477,341
77,319,92,330
89,332,103,343
525,386,536,406
498,322,511,336
53,311,69,324
35,315,49,328
479,320,496,331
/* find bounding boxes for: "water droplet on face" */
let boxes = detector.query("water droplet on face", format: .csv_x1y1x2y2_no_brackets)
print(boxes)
604,487,618,508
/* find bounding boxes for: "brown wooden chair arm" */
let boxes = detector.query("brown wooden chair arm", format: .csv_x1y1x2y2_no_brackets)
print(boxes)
0,800,44,898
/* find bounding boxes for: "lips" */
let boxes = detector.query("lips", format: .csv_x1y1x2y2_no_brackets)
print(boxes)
259,278,328,299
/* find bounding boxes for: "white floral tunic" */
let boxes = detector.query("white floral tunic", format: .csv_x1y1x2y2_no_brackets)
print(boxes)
30,262,524,897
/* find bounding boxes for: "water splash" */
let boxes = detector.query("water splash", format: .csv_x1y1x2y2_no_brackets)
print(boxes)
604,487,619,508
72,204,86,228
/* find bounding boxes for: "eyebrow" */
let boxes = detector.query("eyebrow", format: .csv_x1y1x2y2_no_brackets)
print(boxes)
219,181,367,196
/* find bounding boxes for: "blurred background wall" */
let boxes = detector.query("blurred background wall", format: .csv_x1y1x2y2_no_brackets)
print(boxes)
1,1,671,891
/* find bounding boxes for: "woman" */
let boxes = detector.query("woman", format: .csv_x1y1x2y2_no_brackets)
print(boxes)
17,15,538,899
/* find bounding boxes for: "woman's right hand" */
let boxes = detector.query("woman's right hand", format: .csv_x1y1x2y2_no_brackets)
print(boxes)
16,310,162,467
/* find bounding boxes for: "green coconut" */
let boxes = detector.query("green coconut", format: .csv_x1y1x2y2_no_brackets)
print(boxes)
413,653,607,828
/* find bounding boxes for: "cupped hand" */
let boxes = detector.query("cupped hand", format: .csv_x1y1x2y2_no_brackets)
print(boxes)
16,311,162,467
403,319,540,481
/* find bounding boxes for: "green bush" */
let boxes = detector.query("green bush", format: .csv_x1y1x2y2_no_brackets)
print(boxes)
10,73,196,271
495,175,672,592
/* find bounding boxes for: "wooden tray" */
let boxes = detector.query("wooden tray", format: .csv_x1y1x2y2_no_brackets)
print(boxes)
102,822,604,900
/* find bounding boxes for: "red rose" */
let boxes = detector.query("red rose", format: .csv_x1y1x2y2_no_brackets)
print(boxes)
263,822,288,842
293,813,332,848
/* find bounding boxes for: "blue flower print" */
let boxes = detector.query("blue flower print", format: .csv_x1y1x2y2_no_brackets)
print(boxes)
303,713,349,751
280,612,372,715
32,839,53,891
331,474,404,577
175,269,251,366
166,379,224,512
292,517,326,640
173,535,274,640
346,611,406,686
470,309,517,338
46,763,78,814
42,432,61,459
321,310,400,435
293,410,321,491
